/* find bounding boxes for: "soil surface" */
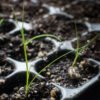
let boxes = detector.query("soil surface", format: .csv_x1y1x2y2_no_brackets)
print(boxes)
0,81,61,100
0,20,15,34
72,32,100,61
64,1,100,23
0,35,54,61
40,0,74,7
0,61,14,78
0,0,49,21
33,14,88,41
37,54,98,88
0,58,15,87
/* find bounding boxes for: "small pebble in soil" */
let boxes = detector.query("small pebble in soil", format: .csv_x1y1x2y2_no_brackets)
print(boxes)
68,66,81,79
0,79,5,85
50,97,56,100
50,90,56,97
0,93,8,100
15,94,21,99
79,60,86,67
46,72,51,76
38,51,47,57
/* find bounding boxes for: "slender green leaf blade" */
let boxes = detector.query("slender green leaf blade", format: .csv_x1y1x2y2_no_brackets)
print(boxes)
28,32,100,89
72,24,79,67
28,50,74,88
25,34,61,45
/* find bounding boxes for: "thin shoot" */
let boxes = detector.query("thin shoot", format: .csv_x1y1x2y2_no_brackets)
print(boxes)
72,24,79,67
12,6,61,94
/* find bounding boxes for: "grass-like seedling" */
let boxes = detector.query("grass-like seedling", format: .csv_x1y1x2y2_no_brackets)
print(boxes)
13,6,61,94
68,24,100,79
72,25,100,68
28,26,100,85
72,24,79,67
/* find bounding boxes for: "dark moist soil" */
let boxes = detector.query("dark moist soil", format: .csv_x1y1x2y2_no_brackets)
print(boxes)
0,34,54,62
0,81,61,100
99,75,100,82
0,47,15,83
0,19,15,34
33,14,88,41
0,60,14,78
0,0,49,21
40,0,74,7
36,54,98,88
72,32,100,61
64,1,100,23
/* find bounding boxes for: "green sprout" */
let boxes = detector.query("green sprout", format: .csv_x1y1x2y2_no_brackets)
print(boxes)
12,6,61,94
30,32,100,83
72,24,79,67
72,24,100,68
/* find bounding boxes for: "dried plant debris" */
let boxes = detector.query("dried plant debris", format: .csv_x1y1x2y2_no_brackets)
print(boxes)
38,56,98,88
33,14,88,41
64,1,100,23
0,81,61,100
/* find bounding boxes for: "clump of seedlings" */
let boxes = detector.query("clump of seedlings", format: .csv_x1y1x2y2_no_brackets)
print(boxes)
12,5,100,95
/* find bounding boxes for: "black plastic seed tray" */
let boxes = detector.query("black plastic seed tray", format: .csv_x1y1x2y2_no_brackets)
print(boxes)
0,0,100,100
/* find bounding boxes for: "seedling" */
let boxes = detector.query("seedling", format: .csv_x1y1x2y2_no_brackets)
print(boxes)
72,25,100,67
29,28,100,86
69,25,100,79
72,24,79,67
67,24,81,79
12,6,61,94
